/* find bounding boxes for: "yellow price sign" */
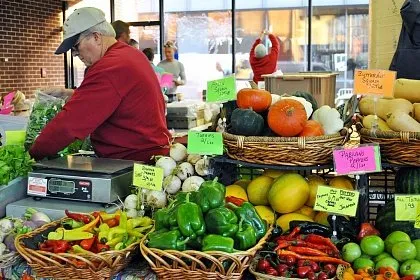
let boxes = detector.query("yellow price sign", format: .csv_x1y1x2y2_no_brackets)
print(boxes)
132,163,163,191
313,186,360,217
415,204,420,229
395,195,420,221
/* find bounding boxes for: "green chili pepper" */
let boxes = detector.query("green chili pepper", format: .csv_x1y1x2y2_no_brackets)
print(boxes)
195,178,226,213
202,234,234,253
176,193,206,239
205,207,238,237
147,230,189,251
227,202,267,240
234,218,257,250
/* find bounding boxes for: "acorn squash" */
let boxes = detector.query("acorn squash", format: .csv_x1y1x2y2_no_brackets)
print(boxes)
230,108,264,136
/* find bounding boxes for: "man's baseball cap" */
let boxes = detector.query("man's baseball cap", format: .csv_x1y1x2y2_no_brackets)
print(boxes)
55,7,106,54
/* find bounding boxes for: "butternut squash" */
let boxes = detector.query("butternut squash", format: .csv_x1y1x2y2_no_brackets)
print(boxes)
386,111,420,132
359,97,413,120
414,103,420,122
362,115,392,131
394,78,420,103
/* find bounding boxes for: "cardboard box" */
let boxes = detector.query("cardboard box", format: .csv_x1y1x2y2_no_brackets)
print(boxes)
264,72,338,107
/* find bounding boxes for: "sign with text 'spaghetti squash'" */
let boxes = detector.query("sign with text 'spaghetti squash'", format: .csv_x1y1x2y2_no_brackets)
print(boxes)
353,69,396,97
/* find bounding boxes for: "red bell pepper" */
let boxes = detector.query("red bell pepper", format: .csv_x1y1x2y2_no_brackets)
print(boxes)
357,222,380,241
80,237,96,251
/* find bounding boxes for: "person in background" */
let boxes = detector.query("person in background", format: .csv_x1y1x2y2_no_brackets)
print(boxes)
157,41,186,103
128,38,139,49
111,20,130,44
143,48,164,75
29,7,169,163
249,30,280,83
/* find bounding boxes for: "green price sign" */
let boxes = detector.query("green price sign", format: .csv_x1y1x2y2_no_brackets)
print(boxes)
313,185,360,217
132,163,163,191
187,131,223,155
206,76,236,102
395,195,420,221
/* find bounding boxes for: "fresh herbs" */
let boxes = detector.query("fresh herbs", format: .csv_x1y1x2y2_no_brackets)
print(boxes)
0,145,34,185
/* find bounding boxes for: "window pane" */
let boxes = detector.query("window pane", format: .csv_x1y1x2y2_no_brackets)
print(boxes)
164,0,232,99
130,26,161,65
311,4,369,99
235,3,309,84
114,0,159,22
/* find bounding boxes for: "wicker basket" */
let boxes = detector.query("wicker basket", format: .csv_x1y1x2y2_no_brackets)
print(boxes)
140,226,273,280
358,126,420,166
15,218,142,280
223,128,350,166
0,252,22,269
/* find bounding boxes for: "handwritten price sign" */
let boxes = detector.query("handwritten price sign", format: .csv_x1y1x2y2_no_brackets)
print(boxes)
333,144,382,175
132,163,163,191
187,131,223,155
206,76,236,102
353,69,396,97
314,186,360,217
395,195,420,221
415,204,420,229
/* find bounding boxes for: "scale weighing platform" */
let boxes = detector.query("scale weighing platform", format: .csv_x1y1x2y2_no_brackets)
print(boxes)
27,156,134,203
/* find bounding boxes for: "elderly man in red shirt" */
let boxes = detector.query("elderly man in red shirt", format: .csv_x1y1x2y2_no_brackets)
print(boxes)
249,30,280,84
29,7,170,163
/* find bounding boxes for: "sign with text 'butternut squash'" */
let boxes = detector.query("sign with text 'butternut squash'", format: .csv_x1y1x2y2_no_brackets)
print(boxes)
314,186,360,217
353,69,396,97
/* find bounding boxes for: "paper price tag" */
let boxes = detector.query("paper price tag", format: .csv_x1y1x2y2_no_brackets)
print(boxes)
353,69,396,97
333,144,382,175
5,130,26,146
314,185,360,217
415,204,420,229
133,163,163,191
395,195,420,221
27,177,47,197
206,76,236,102
187,131,223,155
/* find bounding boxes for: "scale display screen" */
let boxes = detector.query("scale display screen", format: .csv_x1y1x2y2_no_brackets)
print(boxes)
48,179,76,194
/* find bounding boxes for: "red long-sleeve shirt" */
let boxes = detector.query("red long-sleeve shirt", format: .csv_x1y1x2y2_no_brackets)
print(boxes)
30,42,170,163
250,34,280,83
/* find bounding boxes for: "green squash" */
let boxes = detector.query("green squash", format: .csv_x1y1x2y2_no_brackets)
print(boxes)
375,201,420,240
395,167,420,194
230,108,264,136
292,91,318,112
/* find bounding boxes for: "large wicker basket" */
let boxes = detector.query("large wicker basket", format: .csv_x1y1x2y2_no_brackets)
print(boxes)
140,226,273,280
15,218,141,280
358,126,420,166
223,129,350,166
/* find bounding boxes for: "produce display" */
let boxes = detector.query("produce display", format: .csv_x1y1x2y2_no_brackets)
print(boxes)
147,178,267,252
230,88,344,137
0,145,34,185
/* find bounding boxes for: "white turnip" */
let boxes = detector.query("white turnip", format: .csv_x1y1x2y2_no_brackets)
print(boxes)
146,190,167,208
181,176,205,192
169,143,187,162
163,175,182,194
176,162,194,181
155,156,177,177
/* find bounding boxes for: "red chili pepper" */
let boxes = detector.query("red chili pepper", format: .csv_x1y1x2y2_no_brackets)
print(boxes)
277,250,350,266
287,226,301,239
225,196,245,206
96,243,110,252
287,245,329,257
80,237,95,251
105,218,119,228
65,209,91,224
297,266,312,278
357,222,380,241
53,240,71,254
303,234,340,255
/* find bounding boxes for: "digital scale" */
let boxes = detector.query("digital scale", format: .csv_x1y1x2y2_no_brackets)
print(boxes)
27,156,134,203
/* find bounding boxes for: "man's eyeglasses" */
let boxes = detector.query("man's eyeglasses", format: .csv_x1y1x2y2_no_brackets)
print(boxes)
71,33,90,55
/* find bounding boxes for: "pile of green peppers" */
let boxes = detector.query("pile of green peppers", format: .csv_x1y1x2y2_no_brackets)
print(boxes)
148,178,267,253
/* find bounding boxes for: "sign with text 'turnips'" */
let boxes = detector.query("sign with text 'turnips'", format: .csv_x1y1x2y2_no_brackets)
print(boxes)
333,144,382,175
314,186,360,217
353,69,396,97
206,76,236,102
187,131,223,155
133,163,163,191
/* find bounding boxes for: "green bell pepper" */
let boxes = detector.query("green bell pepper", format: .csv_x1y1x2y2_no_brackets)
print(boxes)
147,230,189,251
227,202,267,240
202,234,234,253
153,208,170,231
186,236,203,250
176,193,206,239
234,219,257,250
205,207,238,237
195,178,226,213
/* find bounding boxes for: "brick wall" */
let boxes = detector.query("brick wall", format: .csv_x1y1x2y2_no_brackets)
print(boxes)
0,0,65,98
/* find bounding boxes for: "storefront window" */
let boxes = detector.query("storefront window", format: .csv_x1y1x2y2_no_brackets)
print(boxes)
114,0,159,22
311,4,369,95
164,0,232,99
130,25,161,65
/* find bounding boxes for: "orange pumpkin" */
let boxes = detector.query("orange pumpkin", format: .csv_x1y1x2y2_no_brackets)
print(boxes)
268,99,307,137
236,88,272,113
299,120,324,137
